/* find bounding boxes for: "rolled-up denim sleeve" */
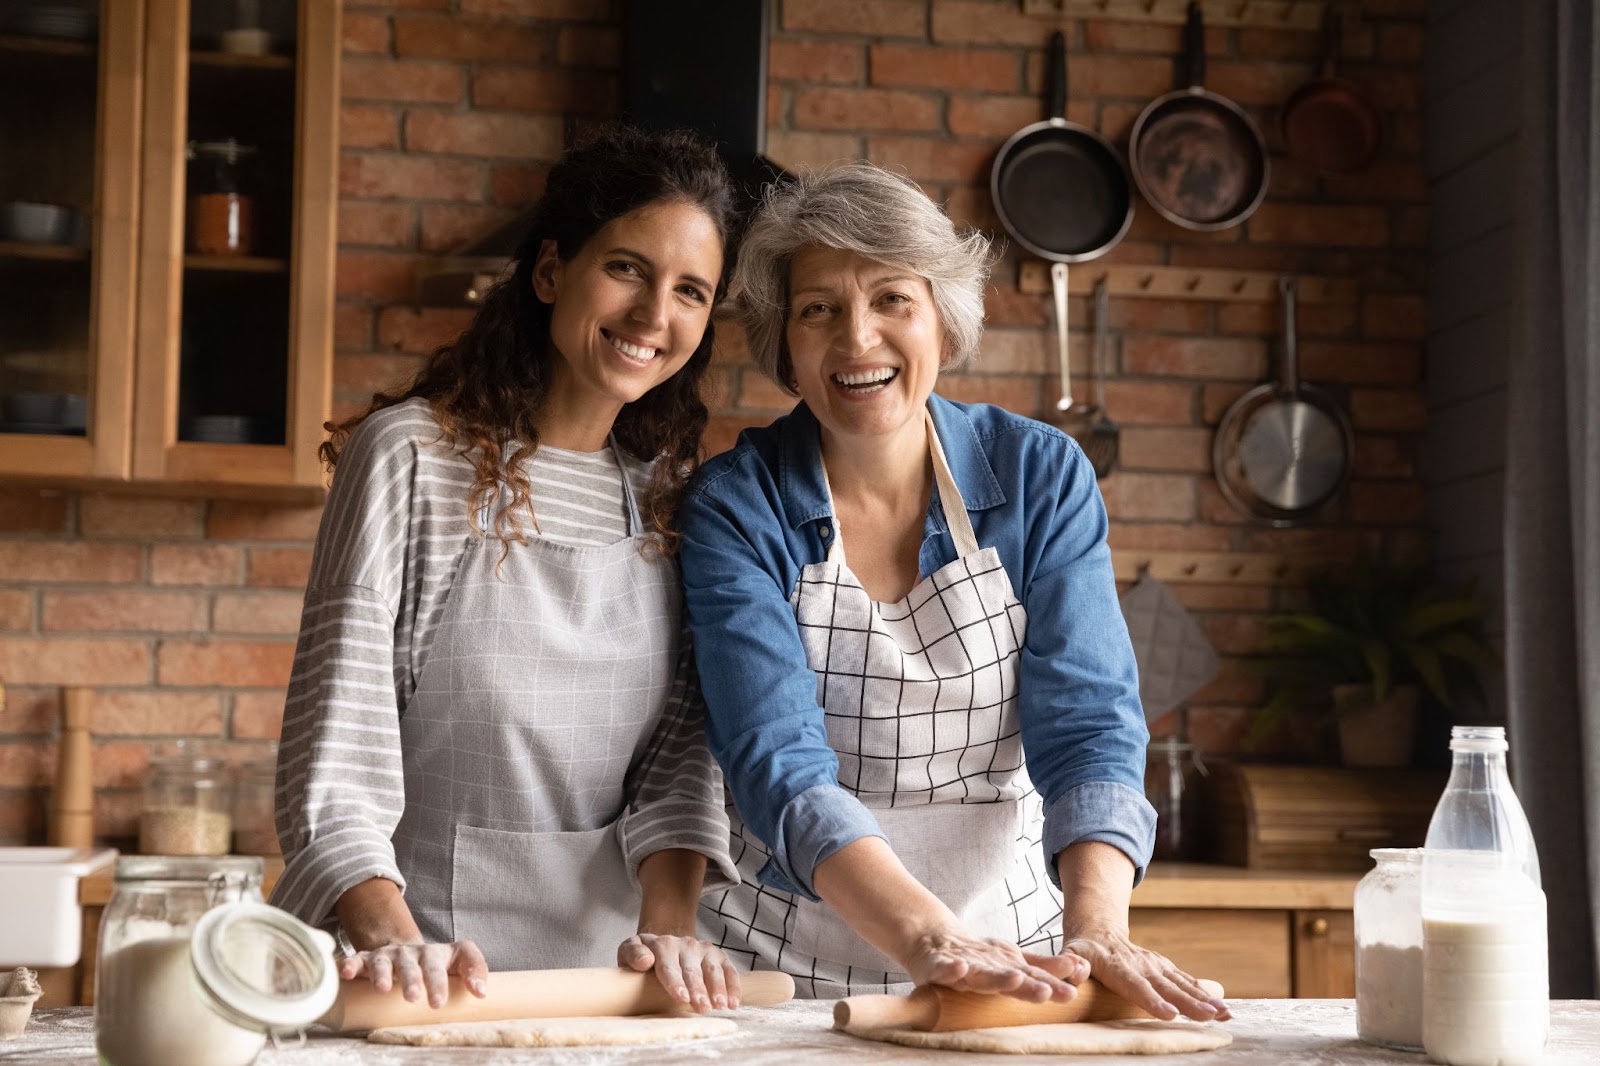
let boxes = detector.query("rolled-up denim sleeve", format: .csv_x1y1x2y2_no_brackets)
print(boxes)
1016,443,1156,887
678,465,885,901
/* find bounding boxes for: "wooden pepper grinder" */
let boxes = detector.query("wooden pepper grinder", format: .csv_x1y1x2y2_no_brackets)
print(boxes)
49,687,94,847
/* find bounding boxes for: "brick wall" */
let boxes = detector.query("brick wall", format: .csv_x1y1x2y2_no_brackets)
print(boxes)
0,0,1428,846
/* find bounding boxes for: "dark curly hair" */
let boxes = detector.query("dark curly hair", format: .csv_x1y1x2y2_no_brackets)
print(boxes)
322,126,737,554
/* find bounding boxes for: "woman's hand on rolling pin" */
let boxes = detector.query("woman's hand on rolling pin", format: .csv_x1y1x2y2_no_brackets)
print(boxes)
618,934,742,1013
1061,926,1230,1022
337,940,490,1009
904,927,1087,1002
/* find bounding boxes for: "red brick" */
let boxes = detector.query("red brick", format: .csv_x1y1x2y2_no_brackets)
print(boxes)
0,543,142,583
1104,297,1213,335
769,83,784,127
334,353,427,396
1237,527,1376,558
1362,294,1426,340
1100,472,1195,521
1203,60,1307,107
1391,207,1428,249
419,204,517,253
931,0,1048,45
1168,244,1300,272
334,303,374,351
461,0,608,17
1380,23,1424,64
556,25,618,67
76,497,199,538
214,592,306,635
1200,383,1254,425
1205,613,1268,655
1082,19,1224,54
347,0,449,8
871,43,1018,92
92,789,139,842
393,16,547,61
770,40,864,85
765,131,863,171
1102,381,1194,426
0,639,149,686
1125,206,1241,246
1350,389,1427,432
1184,705,1255,756
247,548,314,589
794,87,939,132
406,111,564,160
1214,301,1357,338
947,96,1041,138
0,744,49,787
1068,54,1173,99
337,201,414,248
1118,426,1212,473
340,104,401,150
737,373,797,412
0,490,69,534
0,589,30,631
786,0,924,36
1349,481,1426,525
1353,436,1416,479
866,136,991,183
376,306,476,355
1123,336,1266,380
710,319,751,367
92,691,223,736
151,544,243,586
942,185,1000,233
1247,204,1389,247
1299,342,1420,386
232,691,288,739
1173,584,1271,612
937,375,1041,414
341,154,483,201
158,641,295,688
342,11,390,55
1106,523,1232,552
471,66,617,114
489,163,550,206
978,329,1055,376
206,502,325,542
982,284,1049,328
336,251,421,301
341,57,464,104
42,591,207,633
1322,162,1427,204
1196,479,1252,524
89,742,158,789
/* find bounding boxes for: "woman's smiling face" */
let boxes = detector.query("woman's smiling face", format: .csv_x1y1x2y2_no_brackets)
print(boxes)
534,199,723,425
785,245,945,447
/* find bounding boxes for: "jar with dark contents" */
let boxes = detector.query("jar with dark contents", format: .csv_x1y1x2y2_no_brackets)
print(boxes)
1144,736,1207,862
186,139,259,256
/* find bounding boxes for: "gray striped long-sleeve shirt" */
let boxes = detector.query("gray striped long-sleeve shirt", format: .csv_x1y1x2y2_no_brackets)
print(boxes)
271,398,735,930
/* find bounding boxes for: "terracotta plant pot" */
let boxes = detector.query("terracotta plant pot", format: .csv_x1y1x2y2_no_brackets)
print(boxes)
1333,683,1420,768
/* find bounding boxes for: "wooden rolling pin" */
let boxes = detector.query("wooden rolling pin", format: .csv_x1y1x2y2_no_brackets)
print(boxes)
834,977,1226,1032
320,966,796,1034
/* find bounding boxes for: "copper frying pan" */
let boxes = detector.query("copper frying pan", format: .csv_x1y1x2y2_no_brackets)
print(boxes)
1280,8,1382,176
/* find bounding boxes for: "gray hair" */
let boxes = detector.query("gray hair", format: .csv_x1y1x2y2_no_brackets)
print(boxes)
732,162,994,392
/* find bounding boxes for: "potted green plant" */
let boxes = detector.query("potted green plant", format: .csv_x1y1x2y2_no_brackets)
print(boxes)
1249,554,1499,766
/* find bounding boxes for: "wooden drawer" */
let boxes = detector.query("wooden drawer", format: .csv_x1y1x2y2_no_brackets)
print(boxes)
1129,908,1291,998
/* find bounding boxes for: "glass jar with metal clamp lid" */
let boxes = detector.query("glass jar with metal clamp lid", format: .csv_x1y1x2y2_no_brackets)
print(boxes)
95,856,338,1066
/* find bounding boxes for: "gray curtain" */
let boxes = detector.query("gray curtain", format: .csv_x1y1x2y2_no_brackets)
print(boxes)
1505,0,1600,1000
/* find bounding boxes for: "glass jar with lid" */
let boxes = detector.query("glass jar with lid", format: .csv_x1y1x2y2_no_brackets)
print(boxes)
1144,736,1207,862
232,743,279,857
186,138,260,256
1354,847,1423,1050
95,856,337,1066
141,742,234,856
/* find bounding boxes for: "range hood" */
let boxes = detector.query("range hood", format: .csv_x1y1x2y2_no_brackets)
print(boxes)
417,0,784,307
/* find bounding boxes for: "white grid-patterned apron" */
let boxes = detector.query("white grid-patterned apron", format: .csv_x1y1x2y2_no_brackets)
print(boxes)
701,411,1063,997
390,441,676,972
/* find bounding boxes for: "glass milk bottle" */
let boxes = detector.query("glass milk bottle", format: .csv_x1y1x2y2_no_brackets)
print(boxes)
1420,726,1548,1066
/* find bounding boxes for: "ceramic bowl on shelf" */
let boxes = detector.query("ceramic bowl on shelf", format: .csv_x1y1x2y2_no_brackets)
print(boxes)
0,202,82,246
0,390,87,431
7,5,98,41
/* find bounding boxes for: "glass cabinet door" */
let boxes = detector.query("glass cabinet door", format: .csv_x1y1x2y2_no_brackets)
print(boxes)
0,0,141,479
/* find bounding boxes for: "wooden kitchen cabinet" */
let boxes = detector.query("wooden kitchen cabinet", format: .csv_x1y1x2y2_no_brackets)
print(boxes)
0,0,339,496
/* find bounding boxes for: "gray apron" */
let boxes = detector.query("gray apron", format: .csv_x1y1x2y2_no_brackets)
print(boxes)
390,442,678,972
701,410,1063,997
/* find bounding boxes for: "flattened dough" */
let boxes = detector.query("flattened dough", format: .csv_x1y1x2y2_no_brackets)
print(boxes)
368,1015,738,1048
845,1019,1233,1055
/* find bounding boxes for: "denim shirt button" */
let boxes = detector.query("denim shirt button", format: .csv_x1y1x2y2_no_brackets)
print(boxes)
819,523,832,540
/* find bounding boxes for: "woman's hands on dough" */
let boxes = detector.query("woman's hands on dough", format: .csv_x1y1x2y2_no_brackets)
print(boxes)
1061,924,1230,1022
618,933,742,1013
338,940,489,1009
904,927,1087,1002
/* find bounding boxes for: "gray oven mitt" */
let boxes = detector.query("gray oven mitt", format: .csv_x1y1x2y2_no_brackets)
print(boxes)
1118,573,1220,720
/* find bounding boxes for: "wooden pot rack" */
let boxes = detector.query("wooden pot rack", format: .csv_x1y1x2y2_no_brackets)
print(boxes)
1021,0,1331,31
1111,549,1321,584
1016,262,1358,304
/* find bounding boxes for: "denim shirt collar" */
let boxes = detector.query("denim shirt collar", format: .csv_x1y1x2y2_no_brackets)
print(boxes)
775,394,1007,533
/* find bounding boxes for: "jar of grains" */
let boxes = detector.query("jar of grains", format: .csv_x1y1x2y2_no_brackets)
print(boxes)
1354,847,1424,1050
141,745,234,856
95,856,337,1066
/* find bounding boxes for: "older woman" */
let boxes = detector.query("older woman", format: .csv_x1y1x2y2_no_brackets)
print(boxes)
677,163,1227,1020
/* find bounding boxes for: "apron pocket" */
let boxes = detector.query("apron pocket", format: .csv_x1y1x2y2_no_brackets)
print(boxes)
452,821,639,972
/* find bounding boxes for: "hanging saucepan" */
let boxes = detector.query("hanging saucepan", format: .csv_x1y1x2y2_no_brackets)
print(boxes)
1128,2,1269,231
1280,8,1382,176
1212,276,1352,525
990,30,1132,420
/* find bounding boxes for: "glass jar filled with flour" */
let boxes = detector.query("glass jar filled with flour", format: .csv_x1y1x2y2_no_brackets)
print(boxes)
95,856,337,1066
141,742,234,855
1354,847,1423,1050
1421,726,1548,1066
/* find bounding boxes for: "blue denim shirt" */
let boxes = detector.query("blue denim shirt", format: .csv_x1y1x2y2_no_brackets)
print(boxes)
678,395,1156,902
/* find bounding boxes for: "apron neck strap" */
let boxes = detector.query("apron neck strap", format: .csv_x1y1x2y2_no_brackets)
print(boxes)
476,436,644,539
822,406,980,566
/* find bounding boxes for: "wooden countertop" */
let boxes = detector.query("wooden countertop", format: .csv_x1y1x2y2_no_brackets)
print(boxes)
15,1000,1600,1064
80,858,1357,909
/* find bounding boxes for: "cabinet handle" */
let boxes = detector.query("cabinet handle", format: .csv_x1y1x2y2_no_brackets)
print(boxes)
1307,918,1329,937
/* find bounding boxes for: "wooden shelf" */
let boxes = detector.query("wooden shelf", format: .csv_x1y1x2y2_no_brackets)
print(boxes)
0,33,96,59
1022,0,1327,31
1136,862,1359,909
182,254,288,273
189,49,293,70
0,241,88,262
1018,261,1359,304
1111,549,1327,584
